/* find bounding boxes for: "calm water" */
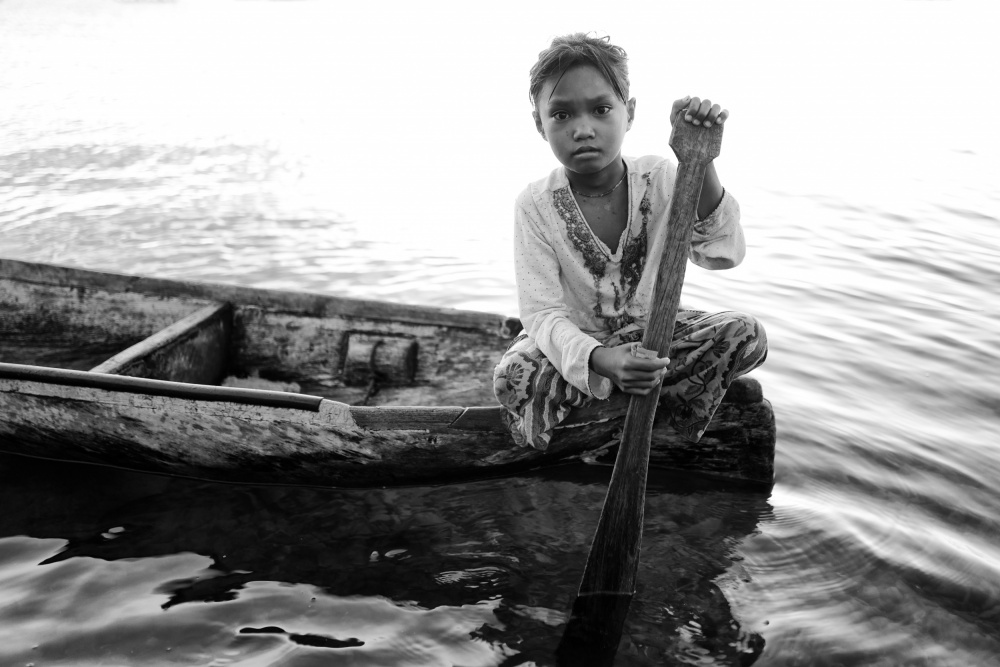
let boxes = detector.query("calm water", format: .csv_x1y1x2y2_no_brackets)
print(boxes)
2,0,999,665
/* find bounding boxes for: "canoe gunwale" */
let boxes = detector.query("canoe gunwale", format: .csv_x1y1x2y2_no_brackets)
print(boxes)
0,258,522,338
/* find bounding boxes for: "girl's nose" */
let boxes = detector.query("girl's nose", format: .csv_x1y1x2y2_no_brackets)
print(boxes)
572,122,596,140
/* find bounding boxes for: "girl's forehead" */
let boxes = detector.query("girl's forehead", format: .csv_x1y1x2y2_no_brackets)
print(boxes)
539,64,618,105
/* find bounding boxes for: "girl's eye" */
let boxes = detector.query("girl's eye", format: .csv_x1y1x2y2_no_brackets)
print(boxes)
552,111,569,121
595,106,612,116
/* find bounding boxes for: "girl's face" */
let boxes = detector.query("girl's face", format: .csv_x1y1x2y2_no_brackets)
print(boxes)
533,64,635,178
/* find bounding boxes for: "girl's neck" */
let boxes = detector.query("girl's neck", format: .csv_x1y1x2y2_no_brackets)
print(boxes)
566,157,626,196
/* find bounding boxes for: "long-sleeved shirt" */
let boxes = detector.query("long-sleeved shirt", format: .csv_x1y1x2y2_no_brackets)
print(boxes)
513,154,745,400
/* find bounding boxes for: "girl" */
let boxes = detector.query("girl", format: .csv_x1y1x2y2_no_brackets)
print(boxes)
493,33,767,450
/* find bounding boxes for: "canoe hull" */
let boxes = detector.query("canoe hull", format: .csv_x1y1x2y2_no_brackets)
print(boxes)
0,258,776,487
0,368,773,487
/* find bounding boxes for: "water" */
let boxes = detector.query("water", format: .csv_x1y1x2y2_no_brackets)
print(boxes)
1,0,999,664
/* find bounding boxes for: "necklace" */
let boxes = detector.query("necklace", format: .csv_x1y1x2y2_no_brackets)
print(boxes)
571,169,628,198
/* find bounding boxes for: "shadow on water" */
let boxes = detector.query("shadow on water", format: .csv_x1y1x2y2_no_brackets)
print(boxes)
0,451,770,665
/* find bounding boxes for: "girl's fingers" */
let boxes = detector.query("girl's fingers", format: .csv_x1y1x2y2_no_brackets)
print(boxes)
622,367,670,394
684,97,702,123
698,98,712,118
622,371,668,389
686,99,709,125
671,96,691,122
682,98,729,127
623,378,660,388
624,359,669,373
703,103,723,128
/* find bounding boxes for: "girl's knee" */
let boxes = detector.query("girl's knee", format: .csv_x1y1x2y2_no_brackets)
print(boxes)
719,310,762,332
724,311,768,371
493,334,547,406
722,311,768,351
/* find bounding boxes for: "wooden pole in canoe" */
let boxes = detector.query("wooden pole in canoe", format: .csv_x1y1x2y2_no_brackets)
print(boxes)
556,113,724,663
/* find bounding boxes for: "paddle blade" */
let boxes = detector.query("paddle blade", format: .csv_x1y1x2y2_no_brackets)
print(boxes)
555,592,633,666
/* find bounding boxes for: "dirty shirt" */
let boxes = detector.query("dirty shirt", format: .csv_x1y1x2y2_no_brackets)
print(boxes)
513,154,745,400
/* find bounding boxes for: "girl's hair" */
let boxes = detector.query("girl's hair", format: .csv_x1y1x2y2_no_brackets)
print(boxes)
529,33,630,109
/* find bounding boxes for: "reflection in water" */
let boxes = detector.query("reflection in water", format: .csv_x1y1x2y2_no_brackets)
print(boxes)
0,453,768,666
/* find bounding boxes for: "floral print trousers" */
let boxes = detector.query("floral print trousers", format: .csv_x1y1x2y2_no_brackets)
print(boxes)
492,310,768,450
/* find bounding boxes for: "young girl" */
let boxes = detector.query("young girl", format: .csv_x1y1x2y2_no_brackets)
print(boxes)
493,33,767,450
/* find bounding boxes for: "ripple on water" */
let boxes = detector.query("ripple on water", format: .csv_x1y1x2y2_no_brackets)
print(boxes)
729,480,1000,666
0,536,508,667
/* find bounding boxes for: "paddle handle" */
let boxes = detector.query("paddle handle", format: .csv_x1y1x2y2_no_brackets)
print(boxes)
642,119,723,356
576,114,724,597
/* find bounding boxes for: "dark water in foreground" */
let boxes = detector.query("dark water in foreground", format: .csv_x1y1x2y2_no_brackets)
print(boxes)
1,455,771,666
2,0,1000,665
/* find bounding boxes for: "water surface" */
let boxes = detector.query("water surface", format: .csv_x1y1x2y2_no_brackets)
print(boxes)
1,1,999,665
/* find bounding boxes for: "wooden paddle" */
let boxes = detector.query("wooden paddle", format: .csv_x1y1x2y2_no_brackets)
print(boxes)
556,112,724,664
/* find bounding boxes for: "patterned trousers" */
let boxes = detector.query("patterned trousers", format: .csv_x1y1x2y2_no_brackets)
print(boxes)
492,311,768,450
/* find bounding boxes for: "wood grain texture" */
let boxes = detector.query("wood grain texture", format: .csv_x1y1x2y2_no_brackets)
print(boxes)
0,258,519,335
0,278,214,369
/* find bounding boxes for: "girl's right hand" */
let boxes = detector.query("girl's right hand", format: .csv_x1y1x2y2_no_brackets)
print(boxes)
670,96,728,128
589,344,671,395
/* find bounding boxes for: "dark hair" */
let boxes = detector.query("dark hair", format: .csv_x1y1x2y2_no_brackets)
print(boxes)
528,33,630,109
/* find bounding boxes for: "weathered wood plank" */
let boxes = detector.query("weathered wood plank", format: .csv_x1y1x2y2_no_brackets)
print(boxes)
350,405,465,430
448,406,508,432
0,279,213,362
91,303,232,385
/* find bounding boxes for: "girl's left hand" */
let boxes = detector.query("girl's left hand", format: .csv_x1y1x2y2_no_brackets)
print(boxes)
671,96,728,128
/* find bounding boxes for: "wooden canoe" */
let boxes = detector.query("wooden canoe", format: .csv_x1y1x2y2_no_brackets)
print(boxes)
0,258,775,487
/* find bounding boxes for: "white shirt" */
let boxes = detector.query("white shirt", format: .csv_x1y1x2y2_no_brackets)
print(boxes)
513,154,745,399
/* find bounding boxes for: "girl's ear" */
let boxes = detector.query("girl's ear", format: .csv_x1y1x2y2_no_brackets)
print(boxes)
533,110,546,140
626,97,637,130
